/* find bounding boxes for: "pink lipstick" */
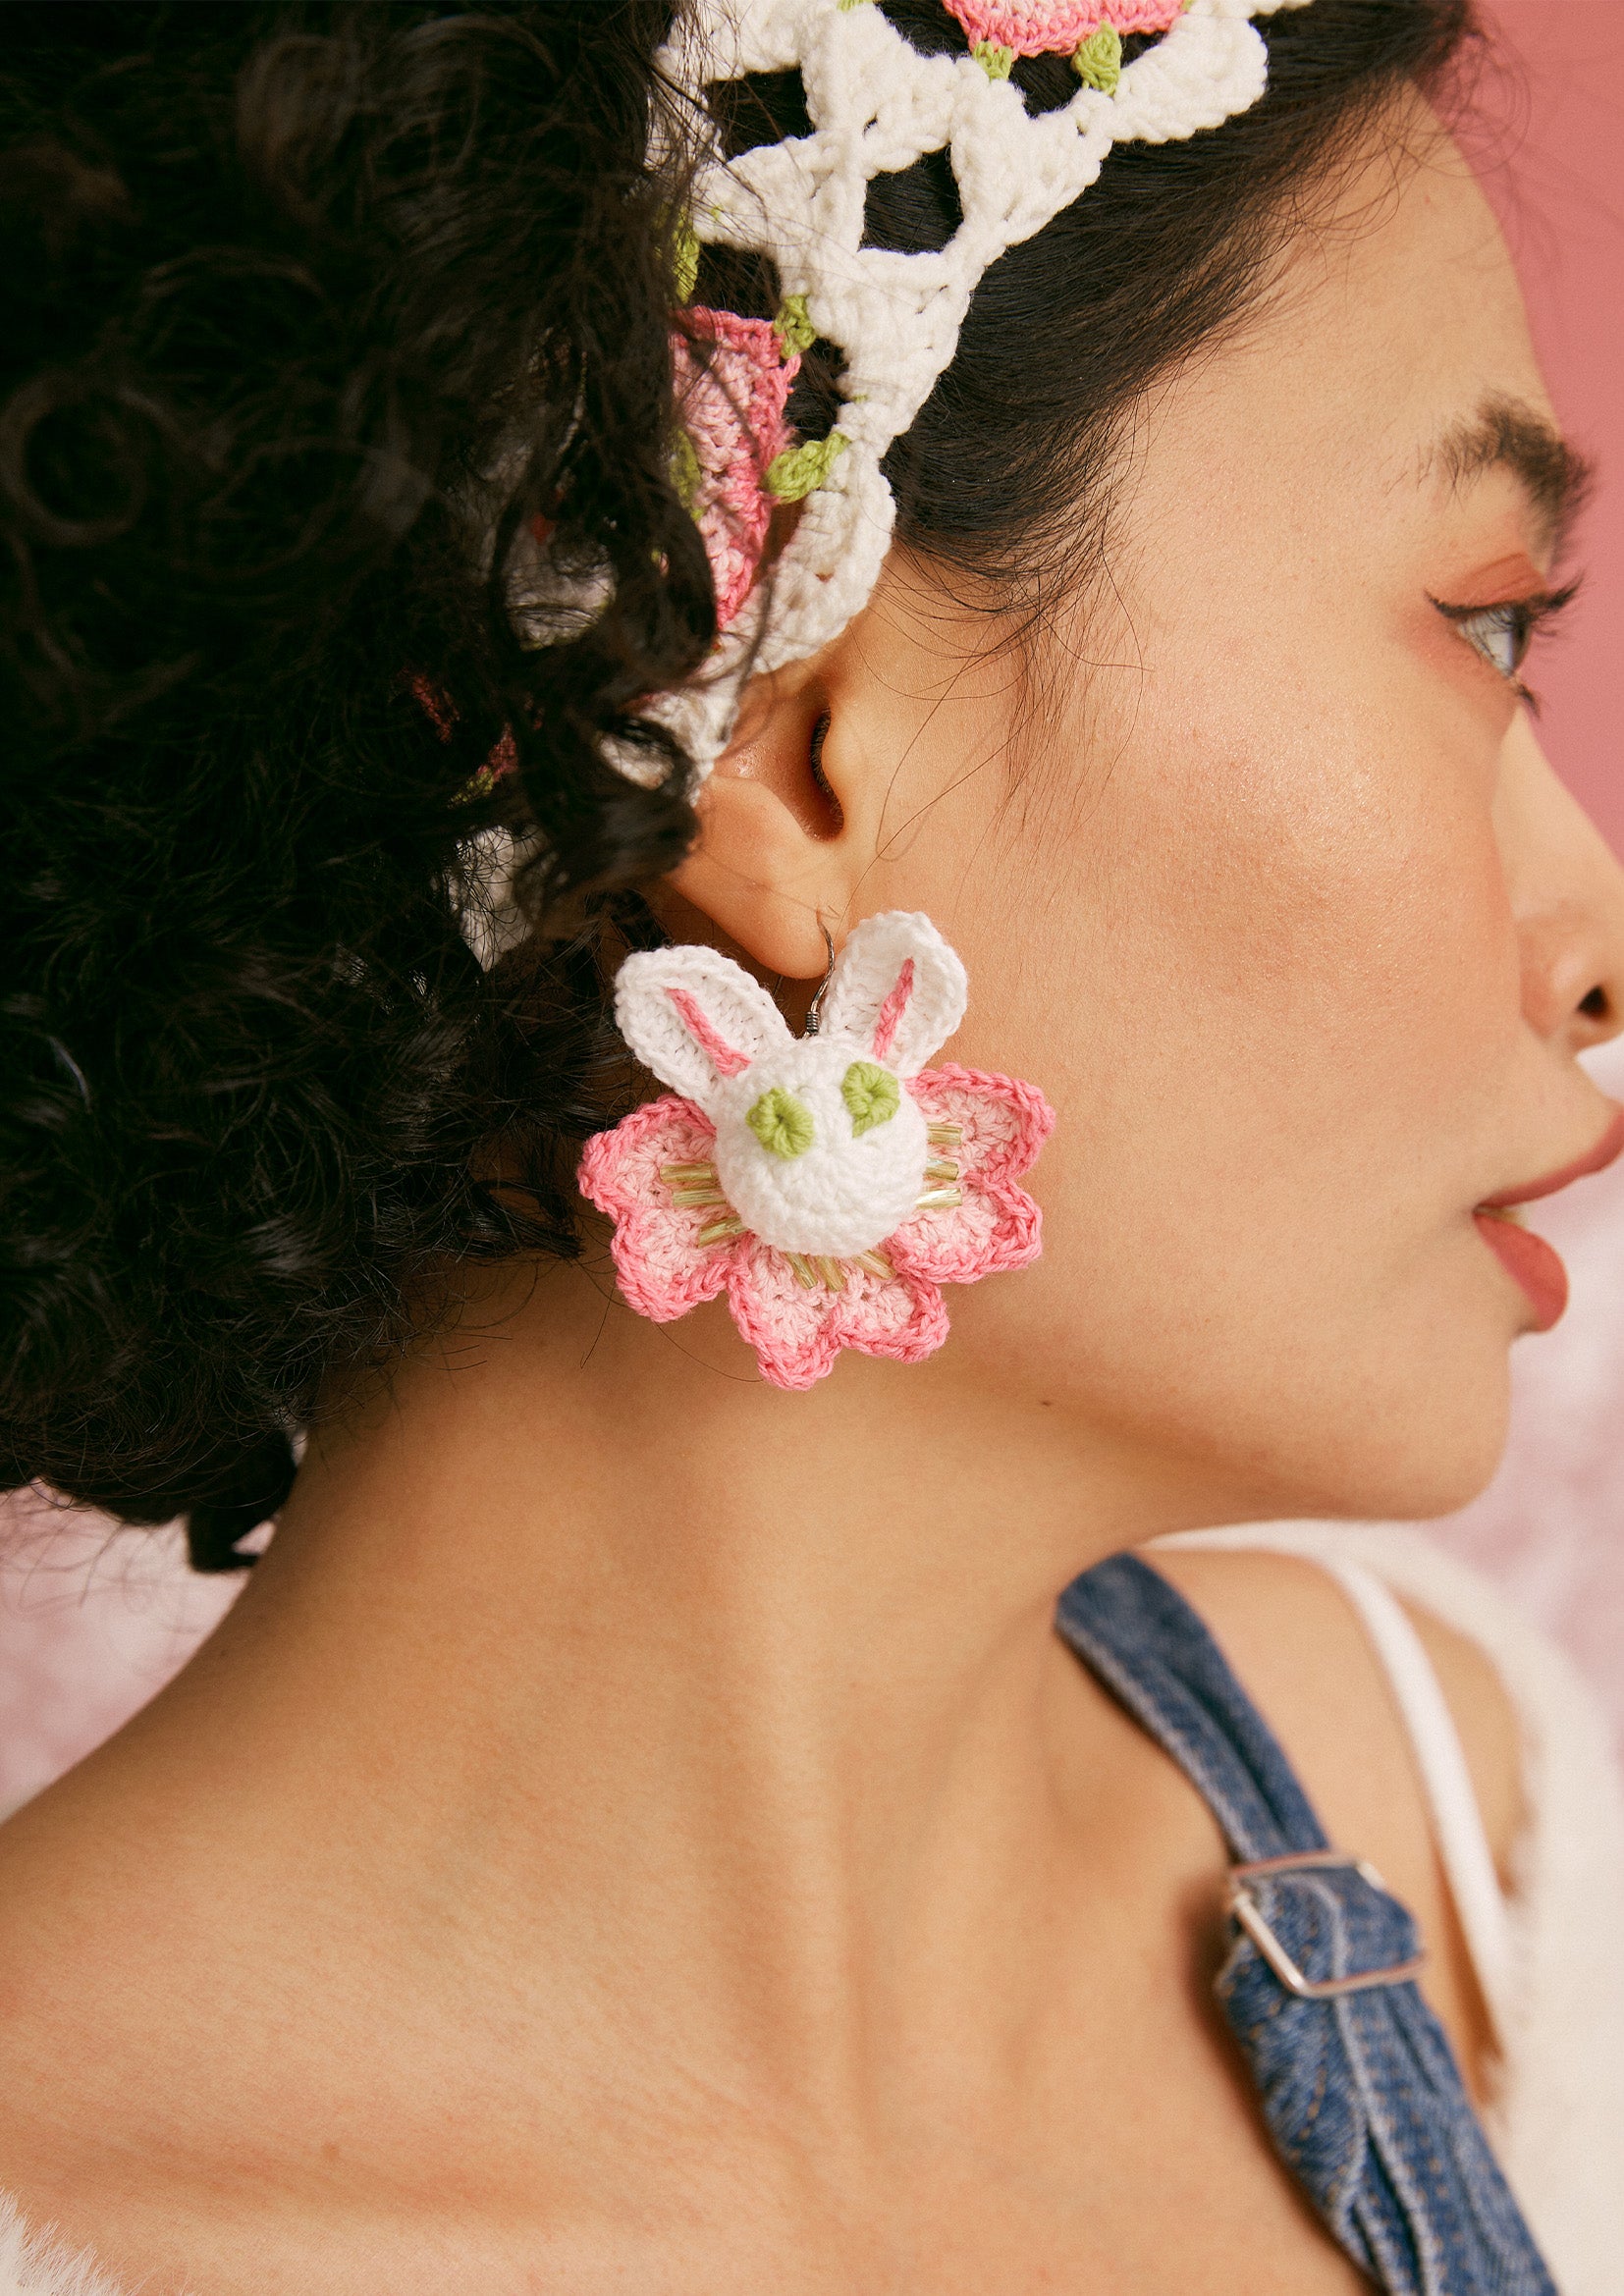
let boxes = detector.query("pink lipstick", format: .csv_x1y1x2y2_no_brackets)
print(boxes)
1472,1212,1568,1331
1474,1104,1624,1332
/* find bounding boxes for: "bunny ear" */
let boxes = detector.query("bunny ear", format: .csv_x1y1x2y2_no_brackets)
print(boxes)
614,945,792,1110
818,912,967,1078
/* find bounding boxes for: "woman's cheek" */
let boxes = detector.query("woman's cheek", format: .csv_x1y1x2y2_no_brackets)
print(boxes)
1067,684,1514,1195
913,682,1519,1520
936,580,1521,1254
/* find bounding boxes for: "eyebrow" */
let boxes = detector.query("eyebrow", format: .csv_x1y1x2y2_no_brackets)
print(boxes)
1426,395,1593,557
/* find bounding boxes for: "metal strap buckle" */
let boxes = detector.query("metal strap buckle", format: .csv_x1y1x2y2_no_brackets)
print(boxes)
1226,1849,1428,2002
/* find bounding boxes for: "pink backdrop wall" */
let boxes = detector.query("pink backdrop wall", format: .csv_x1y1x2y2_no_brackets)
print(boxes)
1472,0,1624,851
3,4,1623,1809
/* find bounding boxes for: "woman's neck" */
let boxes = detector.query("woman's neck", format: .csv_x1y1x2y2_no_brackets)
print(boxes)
29,1256,1228,2146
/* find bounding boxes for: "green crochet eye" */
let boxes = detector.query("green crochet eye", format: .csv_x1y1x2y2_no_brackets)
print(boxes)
841,1060,899,1138
746,1086,815,1160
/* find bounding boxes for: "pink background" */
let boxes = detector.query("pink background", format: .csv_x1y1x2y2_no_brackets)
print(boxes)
1471,1,1624,850
2,2,1623,1809
1420,0,1624,1731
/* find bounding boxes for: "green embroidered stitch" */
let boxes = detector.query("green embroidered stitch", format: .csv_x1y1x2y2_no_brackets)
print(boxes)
765,431,847,503
453,763,499,807
1070,26,1122,94
841,1061,900,1138
837,0,874,11
972,39,1014,80
774,294,817,356
673,217,701,304
670,426,701,513
747,1086,816,1159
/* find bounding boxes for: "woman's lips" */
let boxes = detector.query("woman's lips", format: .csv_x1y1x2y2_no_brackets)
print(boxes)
1473,1209,1568,1332
1473,1102,1624,1332
1478,1103,1624,1210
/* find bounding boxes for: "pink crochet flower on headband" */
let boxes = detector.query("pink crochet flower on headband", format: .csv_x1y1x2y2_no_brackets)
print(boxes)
578,915,1054,1390
411,307,798,792
672,306,799,629
943,0,1184,55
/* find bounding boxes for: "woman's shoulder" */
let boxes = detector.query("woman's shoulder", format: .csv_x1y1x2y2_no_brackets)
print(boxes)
1148,1522,1624,2295
1149,1521,1620,1892
1139,1532,1496,2075
1147,1528,1523,1866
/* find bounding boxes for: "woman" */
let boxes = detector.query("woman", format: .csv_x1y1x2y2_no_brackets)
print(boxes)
1,1,1620,2288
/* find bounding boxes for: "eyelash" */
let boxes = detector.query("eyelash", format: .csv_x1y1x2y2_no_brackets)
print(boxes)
1431,581,1579,705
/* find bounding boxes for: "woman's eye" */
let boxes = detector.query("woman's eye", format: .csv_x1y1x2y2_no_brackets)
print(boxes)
1451,603,1531,678
1432,582,1577,691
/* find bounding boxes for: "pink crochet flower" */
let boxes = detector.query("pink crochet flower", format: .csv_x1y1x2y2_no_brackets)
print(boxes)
580,917,1053,1388
943,0,1185,55
579,1062,1053,1393
672,306,799,629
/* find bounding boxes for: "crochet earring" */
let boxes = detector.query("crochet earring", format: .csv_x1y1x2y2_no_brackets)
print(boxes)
577,913,1054,1389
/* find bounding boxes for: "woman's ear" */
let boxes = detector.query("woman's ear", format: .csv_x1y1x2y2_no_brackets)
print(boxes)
662,552,1008,984
668,654,869,983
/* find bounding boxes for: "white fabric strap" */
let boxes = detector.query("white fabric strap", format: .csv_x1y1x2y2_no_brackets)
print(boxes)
1312,1557,1516,2042
1153,1526,1518,2046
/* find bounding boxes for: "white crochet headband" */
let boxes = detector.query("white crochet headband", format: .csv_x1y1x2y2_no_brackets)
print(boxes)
646,0,1312,784
460,0,1309,963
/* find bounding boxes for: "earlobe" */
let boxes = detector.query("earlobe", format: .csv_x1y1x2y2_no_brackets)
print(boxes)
669,670,863,983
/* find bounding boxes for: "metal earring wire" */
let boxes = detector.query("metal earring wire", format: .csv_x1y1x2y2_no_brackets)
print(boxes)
801,922,837,1038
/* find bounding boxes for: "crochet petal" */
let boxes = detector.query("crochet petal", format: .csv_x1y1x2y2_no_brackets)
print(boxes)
887,1063,1054,1284
577,1096,737,1323
673,309,799,629
942,0,1183,56
726,1241,949,1392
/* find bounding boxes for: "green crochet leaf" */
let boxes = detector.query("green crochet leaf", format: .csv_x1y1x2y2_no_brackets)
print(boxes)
765,430,846,504
670,425,701,513
1071,27,1122,95
774,294,817,355
673,216,701,304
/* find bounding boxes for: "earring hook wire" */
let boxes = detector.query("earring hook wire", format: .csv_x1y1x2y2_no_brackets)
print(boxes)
801,922,837,1038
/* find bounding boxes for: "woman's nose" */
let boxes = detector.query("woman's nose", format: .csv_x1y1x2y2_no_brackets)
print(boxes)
1498,716,1624,1055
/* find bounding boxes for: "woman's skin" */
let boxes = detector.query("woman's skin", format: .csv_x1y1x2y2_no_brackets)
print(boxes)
0,109,1617,2296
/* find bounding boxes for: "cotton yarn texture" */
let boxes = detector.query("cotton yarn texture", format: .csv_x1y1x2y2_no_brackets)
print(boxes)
456,0,1314,962
579,914,1053,1386
643,0,1315,785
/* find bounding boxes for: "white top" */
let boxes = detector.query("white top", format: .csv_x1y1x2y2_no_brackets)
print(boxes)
2,1522,1621,2295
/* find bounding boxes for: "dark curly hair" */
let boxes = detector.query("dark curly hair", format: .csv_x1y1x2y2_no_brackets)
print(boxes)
0,0,1472,1568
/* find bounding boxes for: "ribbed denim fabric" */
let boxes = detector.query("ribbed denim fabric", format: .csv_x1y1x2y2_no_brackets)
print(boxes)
1056,1554,1555,2294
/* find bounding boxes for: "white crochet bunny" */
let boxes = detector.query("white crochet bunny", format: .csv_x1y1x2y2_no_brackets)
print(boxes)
614,913,967,1258
582,910,1050,1386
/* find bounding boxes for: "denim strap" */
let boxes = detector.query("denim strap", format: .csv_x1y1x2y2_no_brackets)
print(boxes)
1056,1553,1555,2296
